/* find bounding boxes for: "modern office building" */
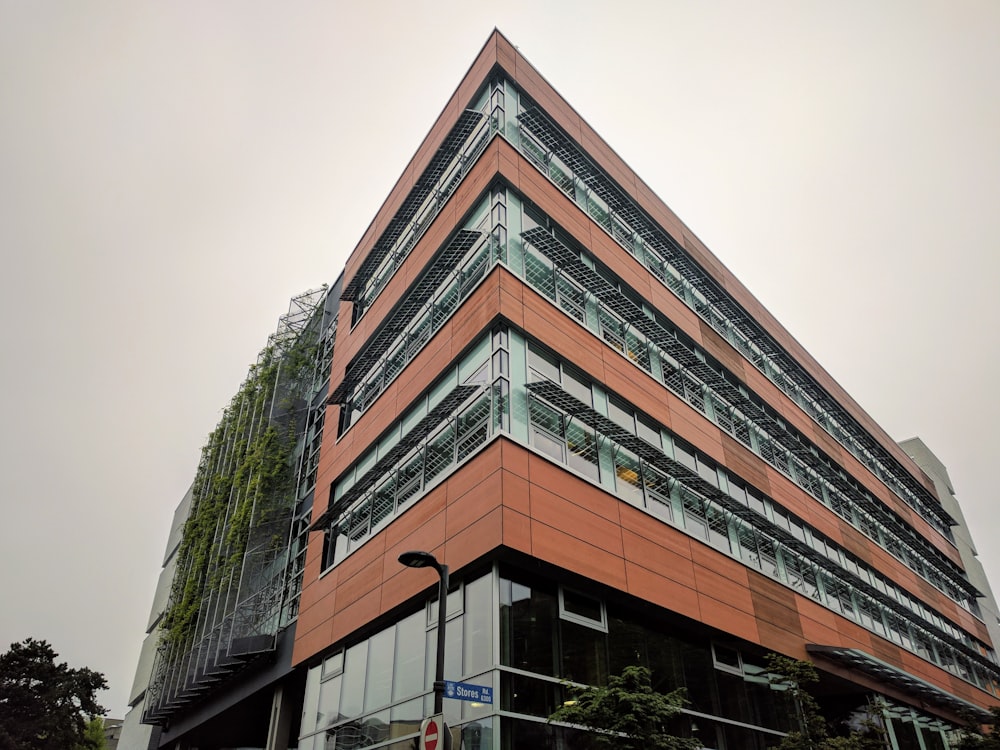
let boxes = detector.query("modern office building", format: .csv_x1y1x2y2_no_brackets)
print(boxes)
126,30,1000,750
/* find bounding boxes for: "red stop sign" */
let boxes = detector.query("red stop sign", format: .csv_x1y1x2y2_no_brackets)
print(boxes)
423,717,439,750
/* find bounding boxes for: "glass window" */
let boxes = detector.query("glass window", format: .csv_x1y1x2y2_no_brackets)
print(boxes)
500,578,558,676
529,398,564,462
524,247,556,301
680,487,709,540
674,441,697,472
712,643,742,673
697,458,720,488
614,448,644,505
316,673,342,731
561,619,608,686
565,421,599,480
608,395,634,432
644,464,673,521
424,424,456,485
322,650,344,679
562,368,592,406
528,343,559,383
560,588,606,630
340,642,367,720
608,615,649,676
735,522,761,569
636,414,661,447
706,505,731,552
463,575,493,676
392,611,427,702
456,394,490,460
389,697,423,741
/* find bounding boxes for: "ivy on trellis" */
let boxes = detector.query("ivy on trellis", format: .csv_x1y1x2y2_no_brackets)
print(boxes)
161,336,317,648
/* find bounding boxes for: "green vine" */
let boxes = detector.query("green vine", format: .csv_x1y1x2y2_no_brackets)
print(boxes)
160,334,318,649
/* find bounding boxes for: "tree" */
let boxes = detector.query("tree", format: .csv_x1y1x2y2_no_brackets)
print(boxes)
548,665,701,750
75,716,108,750
0,638,107,750
765,654,887,750
954,707,1000,749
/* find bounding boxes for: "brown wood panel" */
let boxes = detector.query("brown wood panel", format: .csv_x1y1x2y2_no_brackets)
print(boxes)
530,519,628,591
697,322,748,384
530,485,622,557
836,519,875,567
296,567,336,627
330,588,383,646
620,527,697,590
494,30,517,78
500,437,531,480
497,467,531,539
691,547,755,615
579,127,639,205
618,503,695,558
585,226,651,300
291,611,335,666
382,485,448,557
720,434,772,495
748,572,804,645
633,178,689,246
527,454,623,532
833,616,874,652
444,506,504,572
332,554,383,614
796,596,842,641
510,54,582,146
624,559,701,622
679,231,728,286
665,390,727,467
446,462,504,541
600,349,674,431
501,505,532,555
766,471,825,529
809,422,846,466
645,283,705,344
869,636,903,666
699,595,762,644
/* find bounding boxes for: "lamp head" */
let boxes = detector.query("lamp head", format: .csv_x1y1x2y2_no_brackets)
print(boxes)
398,550,440,570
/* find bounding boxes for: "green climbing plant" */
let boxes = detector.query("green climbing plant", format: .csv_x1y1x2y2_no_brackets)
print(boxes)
160,335,317,648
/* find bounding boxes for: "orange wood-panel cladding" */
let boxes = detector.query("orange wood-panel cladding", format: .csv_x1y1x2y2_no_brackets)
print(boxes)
295,437,988,707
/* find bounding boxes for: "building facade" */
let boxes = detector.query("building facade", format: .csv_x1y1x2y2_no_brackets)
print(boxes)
128,31,1000,750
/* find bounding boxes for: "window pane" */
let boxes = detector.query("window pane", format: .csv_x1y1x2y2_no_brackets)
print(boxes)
340,642,367,720
501,579,558,676
364,628,394,711
464,575,493,676
566,421,599,480
316,673,342,730
393,611,427,702
562,589,603,624
562,365,592,406
614,448,643,505
561,619,608,686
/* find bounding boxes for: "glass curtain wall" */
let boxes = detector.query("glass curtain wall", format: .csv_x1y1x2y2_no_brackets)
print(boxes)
300,565,962,749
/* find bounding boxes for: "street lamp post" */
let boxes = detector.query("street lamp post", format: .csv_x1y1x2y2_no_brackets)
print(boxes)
398,550,449,714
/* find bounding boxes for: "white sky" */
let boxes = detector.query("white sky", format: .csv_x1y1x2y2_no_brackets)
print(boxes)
1,1,998,718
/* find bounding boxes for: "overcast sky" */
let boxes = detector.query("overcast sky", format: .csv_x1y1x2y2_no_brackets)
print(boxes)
1,1,998,718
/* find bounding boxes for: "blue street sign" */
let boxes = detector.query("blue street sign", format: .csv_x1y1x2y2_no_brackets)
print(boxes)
443,680,493,704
